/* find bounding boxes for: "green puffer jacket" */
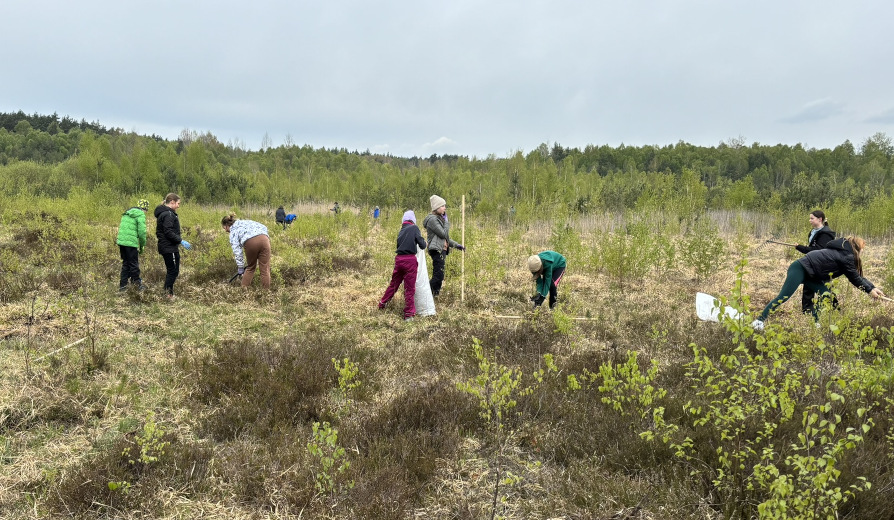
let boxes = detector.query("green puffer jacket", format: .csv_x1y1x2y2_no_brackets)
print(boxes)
534,250,567,297
116,208,147,251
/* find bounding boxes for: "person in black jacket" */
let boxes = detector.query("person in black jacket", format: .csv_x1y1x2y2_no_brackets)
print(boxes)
275,206,287,229
752,237,884,330
794,210,836,314
154,193,191,298
378,210,427,320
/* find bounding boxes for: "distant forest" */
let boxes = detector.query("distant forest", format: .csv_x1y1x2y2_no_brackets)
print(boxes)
1,110,893,220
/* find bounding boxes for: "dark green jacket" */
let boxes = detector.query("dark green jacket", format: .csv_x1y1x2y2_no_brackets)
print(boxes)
534,251,567,297
116,208,147,251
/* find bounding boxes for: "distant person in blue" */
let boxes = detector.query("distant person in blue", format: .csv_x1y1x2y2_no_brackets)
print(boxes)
285,213,297,226
373,206,380,220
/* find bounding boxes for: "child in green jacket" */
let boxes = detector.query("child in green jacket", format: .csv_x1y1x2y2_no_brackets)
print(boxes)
527,251,566,309
116,199,149,291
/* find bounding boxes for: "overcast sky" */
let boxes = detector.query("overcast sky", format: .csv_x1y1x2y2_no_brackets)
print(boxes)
2,1,892,157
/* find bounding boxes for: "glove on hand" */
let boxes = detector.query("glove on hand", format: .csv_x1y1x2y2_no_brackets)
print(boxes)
138,247,144,255
181,240,192,250
237,267,245,275
531,294,545,308
456,244,465,251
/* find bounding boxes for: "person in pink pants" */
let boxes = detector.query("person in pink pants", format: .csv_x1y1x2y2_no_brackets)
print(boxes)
379,210,427,320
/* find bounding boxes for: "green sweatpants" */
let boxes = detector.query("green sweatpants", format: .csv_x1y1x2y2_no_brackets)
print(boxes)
760,261,831,321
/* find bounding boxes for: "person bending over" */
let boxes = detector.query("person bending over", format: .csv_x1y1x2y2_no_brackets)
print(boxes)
753,236,884,330
528,250,566,310
222,214,272,289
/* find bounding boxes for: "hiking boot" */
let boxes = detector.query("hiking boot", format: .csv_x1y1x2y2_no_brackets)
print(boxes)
119,286,128,293
751,319,764,331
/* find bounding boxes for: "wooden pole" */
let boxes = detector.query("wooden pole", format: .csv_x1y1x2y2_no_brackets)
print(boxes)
461,194,465,303
34,337,87,362
494,314,597,321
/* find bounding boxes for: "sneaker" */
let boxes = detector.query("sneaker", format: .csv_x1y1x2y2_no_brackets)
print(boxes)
751,319,764,331
119,286,128,292
404,316,414,322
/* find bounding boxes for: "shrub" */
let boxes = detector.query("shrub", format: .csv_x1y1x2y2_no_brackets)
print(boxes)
189,335,339,439
47,417,212,517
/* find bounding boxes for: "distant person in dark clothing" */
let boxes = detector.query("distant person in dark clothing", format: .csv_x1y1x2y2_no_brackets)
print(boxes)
275,206,287,229
331,202,341,215
116,199,149,291
794,210,836,314
752,237,884,330
379,210,427,320
154,193,191,298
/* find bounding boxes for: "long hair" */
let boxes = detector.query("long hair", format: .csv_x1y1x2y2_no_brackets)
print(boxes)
846,236,865,276
810,209,828,227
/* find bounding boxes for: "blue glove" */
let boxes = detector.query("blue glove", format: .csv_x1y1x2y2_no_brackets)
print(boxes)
180,240,192,250
237,267,245,275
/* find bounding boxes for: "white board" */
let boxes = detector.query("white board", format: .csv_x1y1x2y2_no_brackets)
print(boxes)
696,292,742,322
415,246,436,316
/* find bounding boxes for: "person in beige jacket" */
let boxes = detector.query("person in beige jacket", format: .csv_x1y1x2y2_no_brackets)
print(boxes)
422,195,465,296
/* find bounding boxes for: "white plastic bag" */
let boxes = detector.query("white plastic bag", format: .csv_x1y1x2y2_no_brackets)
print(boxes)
695,292,742,322
415,246,436,316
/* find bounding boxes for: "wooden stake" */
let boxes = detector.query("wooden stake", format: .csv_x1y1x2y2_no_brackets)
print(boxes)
494,314,597,321
461,194,465,303
34,337,87,362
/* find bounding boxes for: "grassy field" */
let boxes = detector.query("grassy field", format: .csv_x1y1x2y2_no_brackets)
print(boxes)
2,196,894,519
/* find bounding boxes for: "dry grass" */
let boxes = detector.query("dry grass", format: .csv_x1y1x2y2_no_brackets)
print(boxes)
2,209,894,519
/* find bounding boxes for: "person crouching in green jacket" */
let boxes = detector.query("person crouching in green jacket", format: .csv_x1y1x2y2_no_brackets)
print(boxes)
527,251,566,309
116,199,149,291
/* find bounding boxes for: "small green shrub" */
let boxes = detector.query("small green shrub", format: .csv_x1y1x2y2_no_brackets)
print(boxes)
680,217,726,282
307,421,353,495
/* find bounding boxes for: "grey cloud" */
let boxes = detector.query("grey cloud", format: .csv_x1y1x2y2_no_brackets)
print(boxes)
865,108,894,124
779,99,846,124
3,1,894,155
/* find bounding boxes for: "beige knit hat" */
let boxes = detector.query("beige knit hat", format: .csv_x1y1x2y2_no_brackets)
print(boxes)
430,195,447,211
527,255,543,278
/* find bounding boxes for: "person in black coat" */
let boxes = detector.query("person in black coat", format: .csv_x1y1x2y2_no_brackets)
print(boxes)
275,206,287,229
794,210,836,314
154,193,191,298
752,237,884,329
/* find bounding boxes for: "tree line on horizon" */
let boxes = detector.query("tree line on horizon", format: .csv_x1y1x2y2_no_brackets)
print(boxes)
1,111,893,221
